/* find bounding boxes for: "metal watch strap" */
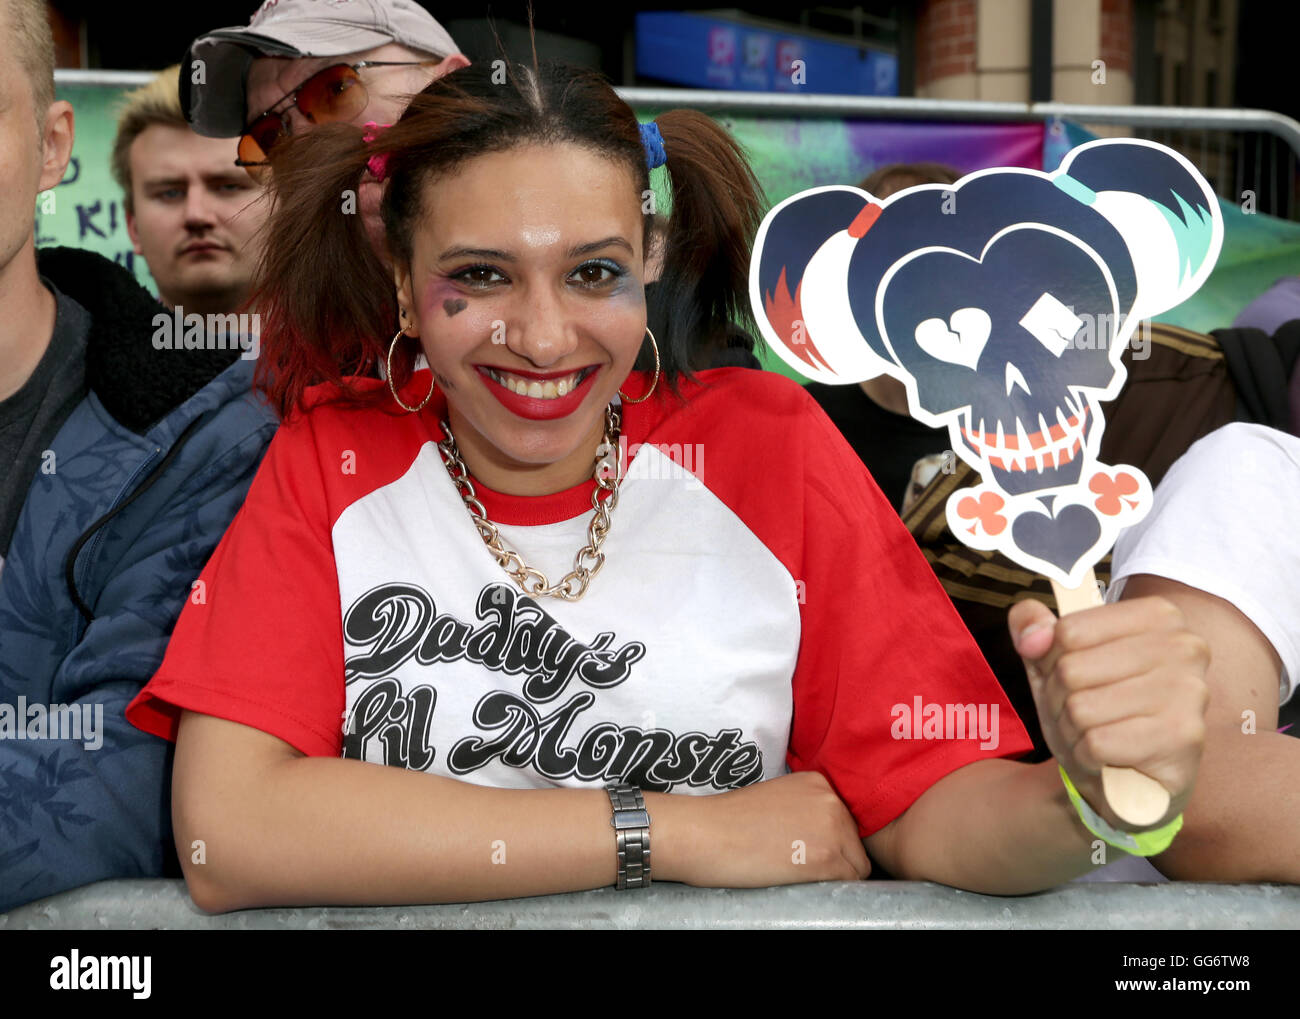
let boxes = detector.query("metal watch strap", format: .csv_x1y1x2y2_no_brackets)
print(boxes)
606,784,651,890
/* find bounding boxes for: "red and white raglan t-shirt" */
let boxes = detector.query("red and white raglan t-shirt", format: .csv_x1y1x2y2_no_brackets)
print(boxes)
127,367,1032,836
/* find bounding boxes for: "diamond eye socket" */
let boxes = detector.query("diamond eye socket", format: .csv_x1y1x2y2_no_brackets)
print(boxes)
1019,291,1083,357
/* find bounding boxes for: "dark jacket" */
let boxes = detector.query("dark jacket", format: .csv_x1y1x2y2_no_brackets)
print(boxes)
0,248,277,912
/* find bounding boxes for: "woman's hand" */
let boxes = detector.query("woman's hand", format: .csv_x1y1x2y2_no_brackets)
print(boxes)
1009,595,1211,830
651,770,870,888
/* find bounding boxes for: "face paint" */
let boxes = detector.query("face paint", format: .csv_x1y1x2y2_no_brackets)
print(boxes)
520,225,561,248
399,142,648,498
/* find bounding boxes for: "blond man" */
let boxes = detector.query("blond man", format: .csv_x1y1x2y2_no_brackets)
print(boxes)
111,66,266,317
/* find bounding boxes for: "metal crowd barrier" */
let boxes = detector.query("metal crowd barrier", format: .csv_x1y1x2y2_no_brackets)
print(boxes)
4,879,1299,930
57,69,1300,219
618,89,1300,221
619,88,1300,155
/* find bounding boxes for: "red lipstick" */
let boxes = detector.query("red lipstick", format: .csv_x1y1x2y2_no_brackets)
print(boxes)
477,366,599,421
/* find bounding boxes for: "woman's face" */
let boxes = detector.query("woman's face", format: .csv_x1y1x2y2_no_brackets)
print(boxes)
395,142,647,496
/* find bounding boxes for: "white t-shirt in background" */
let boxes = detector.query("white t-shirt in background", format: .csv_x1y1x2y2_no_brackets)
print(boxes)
1108,422,1300,705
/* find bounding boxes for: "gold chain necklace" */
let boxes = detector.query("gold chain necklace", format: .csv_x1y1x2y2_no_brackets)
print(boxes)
436,405,622,601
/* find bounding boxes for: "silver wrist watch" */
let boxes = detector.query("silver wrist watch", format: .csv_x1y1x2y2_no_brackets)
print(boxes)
606,783,651,890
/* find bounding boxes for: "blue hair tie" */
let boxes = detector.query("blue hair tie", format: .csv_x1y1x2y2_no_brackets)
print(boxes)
639,122,666,170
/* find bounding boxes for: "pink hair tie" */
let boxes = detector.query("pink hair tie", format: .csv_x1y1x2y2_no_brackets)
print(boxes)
362,121,393,181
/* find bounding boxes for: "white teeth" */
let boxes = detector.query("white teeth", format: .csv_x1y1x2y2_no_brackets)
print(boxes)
996,421,1005,450
488,368,584,399
1036,413,1051,448
1056,406,1072,435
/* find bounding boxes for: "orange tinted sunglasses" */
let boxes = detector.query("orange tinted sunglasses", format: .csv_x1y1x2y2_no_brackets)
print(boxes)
236,60,436,182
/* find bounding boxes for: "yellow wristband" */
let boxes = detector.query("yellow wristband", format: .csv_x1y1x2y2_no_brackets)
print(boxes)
1058,765,1183,856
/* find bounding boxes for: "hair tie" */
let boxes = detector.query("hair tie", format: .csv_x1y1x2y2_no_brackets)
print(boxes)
639,122,666,170
363,121,393,181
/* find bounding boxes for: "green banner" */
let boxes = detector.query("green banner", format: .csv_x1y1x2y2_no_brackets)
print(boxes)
38,82,160,295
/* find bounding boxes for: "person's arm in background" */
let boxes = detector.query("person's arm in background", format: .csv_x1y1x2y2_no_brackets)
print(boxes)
1103,422,1300,882
0,403,276,913
1122,575,1300,882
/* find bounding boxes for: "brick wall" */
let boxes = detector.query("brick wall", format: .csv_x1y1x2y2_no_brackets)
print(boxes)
1100,0,1134,74
916,0,978,88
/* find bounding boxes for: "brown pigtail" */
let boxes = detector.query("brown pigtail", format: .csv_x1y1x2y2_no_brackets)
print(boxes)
252,124,399,419
648,110,766,373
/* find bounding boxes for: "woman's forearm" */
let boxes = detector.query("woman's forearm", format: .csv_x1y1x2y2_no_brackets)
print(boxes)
179,752,708,911
174,716,696,911
174,713,877,911
870,758,1103,894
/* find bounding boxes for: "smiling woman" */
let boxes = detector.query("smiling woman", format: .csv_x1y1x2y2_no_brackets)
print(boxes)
123,59,1214,912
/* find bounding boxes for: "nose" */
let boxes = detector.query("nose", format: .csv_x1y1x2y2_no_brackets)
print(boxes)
504,284,579,368
183,186,219,231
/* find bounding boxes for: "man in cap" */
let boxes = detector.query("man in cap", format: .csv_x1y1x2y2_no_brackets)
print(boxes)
181,0,468,172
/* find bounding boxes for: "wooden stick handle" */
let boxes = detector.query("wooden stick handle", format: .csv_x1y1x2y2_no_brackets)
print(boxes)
1049,571,1172,828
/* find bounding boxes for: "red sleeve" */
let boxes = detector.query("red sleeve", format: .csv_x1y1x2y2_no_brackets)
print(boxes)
783,395,1034,836
125,407,346,758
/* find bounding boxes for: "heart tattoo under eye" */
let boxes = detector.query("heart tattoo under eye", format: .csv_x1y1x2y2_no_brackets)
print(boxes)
443,299,468,317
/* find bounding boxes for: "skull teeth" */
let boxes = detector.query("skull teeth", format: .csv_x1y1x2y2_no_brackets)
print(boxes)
1014,417,1031,455
963,404,1089,473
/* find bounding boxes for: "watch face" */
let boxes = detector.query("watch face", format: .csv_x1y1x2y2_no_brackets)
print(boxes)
612,808,651,830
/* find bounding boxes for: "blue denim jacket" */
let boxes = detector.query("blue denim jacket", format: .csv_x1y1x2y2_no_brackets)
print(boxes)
0,248,277,911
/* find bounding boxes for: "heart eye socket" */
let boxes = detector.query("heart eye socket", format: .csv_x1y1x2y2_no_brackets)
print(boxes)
913,307,992,370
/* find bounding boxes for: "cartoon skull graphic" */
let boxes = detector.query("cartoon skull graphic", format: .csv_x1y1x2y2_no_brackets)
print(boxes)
870,225,1124,497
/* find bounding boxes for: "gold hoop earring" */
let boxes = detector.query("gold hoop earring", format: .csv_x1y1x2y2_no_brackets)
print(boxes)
618,327,661,404
387,329,436,413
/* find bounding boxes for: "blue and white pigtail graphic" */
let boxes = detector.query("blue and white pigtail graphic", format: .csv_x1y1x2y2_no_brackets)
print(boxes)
750,138,1223,585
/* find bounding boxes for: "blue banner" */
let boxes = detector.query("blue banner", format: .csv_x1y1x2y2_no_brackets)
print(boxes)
636,12,898,96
